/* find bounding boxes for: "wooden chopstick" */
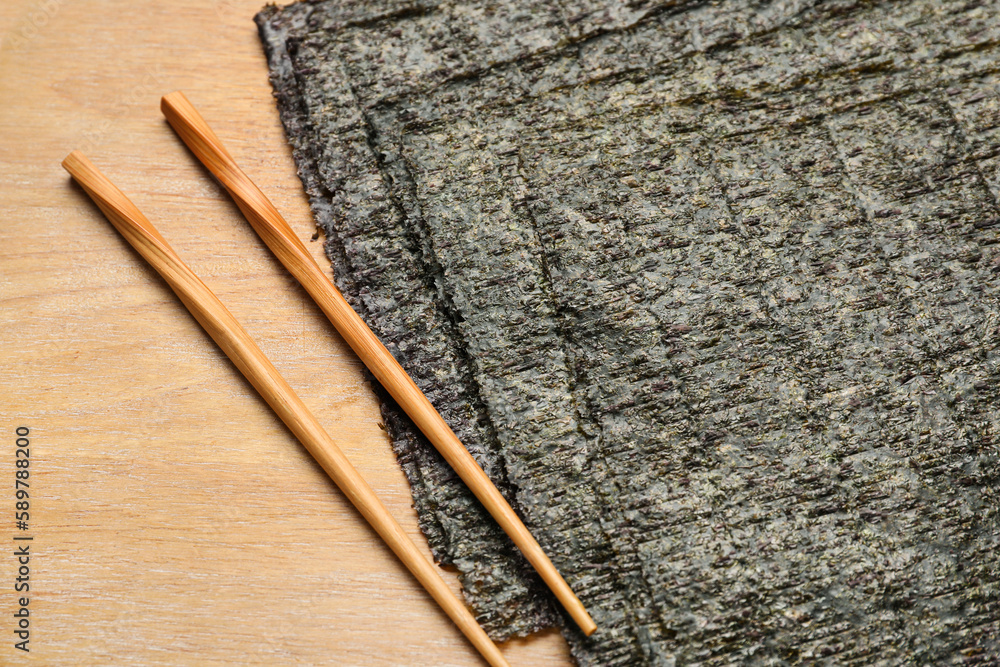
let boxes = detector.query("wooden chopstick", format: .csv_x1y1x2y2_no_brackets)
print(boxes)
161,91,598,637
61,150,510,667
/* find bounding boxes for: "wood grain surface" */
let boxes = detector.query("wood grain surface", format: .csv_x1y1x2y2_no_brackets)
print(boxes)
0,1,571,664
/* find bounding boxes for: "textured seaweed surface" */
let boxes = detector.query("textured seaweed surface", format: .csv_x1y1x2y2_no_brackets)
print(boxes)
256,1,1000,663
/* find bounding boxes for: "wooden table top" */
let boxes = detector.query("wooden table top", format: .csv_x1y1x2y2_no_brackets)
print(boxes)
0,1,570,664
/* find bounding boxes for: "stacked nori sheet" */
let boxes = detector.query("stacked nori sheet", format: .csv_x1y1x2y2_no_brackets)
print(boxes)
255,1,1000,663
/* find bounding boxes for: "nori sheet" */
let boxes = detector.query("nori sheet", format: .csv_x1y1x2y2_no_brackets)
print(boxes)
255,1,1000,663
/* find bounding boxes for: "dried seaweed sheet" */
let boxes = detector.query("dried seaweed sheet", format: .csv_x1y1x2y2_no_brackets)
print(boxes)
256,1,1000,663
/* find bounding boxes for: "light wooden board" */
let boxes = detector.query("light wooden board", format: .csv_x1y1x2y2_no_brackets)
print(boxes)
0,1,571,664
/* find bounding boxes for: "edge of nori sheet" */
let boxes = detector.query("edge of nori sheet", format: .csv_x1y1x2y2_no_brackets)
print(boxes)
254,1,562,640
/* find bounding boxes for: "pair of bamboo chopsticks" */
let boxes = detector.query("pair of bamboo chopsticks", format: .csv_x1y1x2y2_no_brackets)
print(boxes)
64,148,507,666
64,92,595,665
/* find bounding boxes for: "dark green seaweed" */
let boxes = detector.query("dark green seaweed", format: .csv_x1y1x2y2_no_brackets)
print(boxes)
257,1,1000,663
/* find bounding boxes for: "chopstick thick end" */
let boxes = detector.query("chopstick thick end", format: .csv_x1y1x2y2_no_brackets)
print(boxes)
61,151,172,253
61,149,86,174
62,149,115,209
160,91,193,124
161,91,233,164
